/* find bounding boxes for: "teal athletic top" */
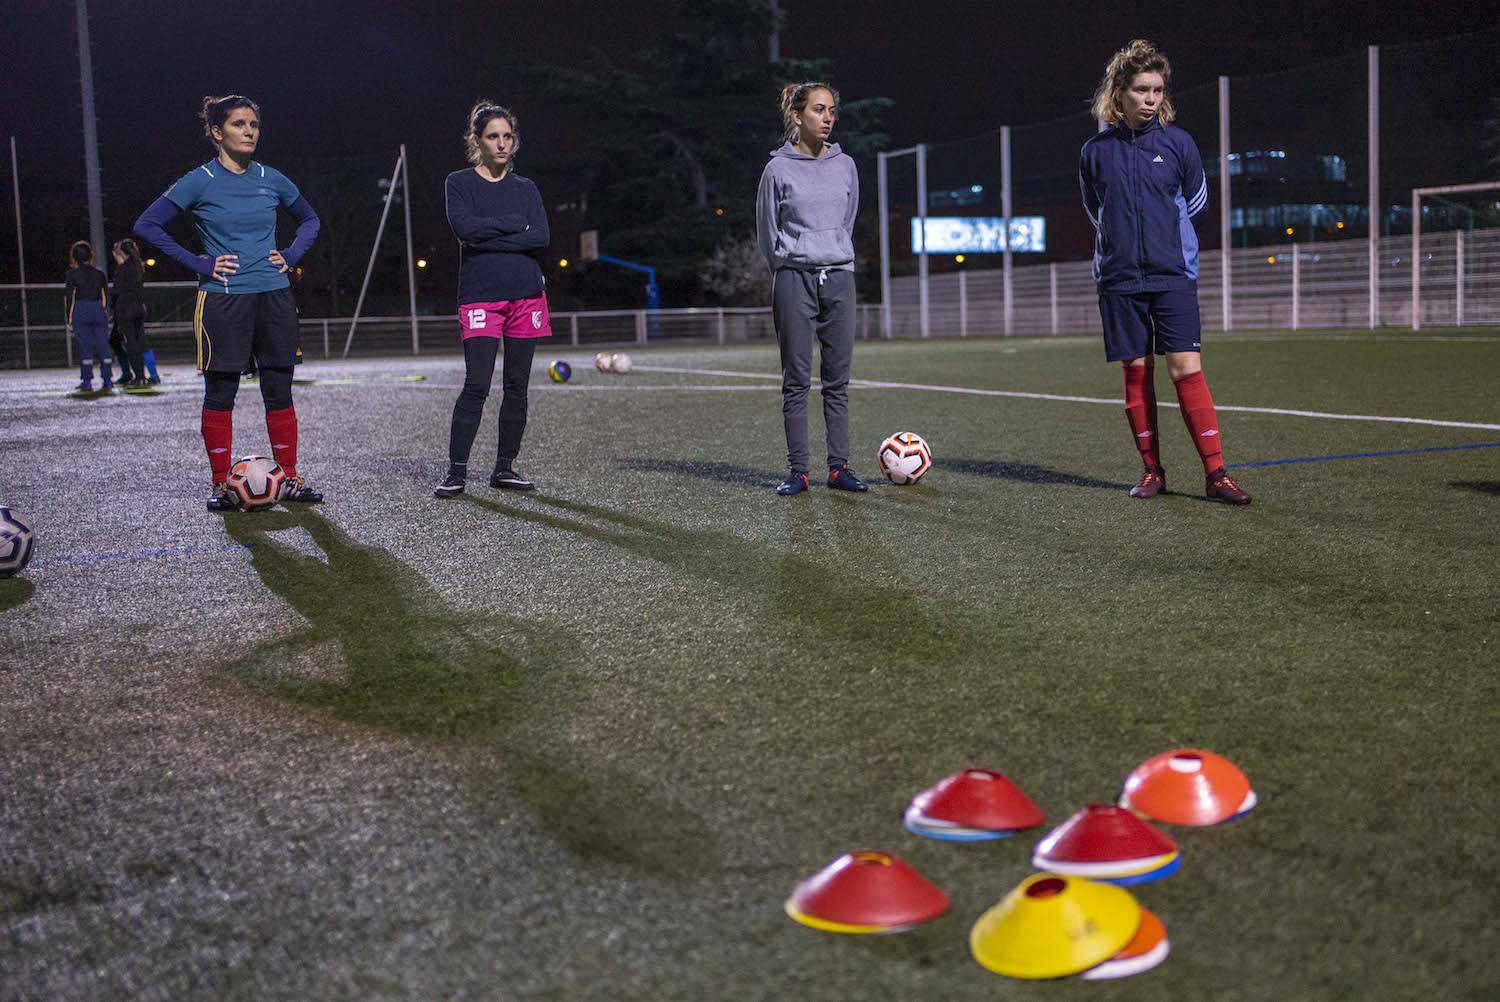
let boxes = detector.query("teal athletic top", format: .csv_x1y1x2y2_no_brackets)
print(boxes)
147,161,309,295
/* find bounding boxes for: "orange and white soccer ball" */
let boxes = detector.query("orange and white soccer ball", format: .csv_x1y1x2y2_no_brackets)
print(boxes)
226,455,288,510
877,432,932,485
594,351,614,372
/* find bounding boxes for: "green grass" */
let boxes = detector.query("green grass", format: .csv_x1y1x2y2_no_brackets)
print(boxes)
2,329,1498,999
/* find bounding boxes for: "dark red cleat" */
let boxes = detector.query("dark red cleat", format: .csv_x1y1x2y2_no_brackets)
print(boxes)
1130,466,1166,499
1206,467,1251,505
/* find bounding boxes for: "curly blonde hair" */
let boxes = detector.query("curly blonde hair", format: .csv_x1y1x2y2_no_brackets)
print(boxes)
464,100,520,168
1091,40,1176,126
780,82,839,143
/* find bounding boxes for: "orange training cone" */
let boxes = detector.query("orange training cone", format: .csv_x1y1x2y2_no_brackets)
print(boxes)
1120,749,1255,826
1080,907,1171,980
786,851,949,934
910,769,1044,832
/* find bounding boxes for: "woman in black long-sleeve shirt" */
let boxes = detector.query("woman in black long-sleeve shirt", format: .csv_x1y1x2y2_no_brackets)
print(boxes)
111,238,150,387
433,100,552,498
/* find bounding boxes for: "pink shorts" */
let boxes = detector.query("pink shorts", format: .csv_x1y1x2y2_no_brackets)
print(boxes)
459,294,552,339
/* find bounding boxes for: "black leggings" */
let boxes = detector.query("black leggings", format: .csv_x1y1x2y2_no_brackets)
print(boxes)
448,336,536,469
203,366,294,412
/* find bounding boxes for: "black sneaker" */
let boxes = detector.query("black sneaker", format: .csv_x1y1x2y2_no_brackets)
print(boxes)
207,482,240,512
1130,465,1166,499
827,466,868,492
777,471,810,496
1205,467,1251,506
433,473,466,498
490,468,535,491
281,476,324,503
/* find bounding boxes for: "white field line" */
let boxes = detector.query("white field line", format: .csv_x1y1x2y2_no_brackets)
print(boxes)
635,364,1500,432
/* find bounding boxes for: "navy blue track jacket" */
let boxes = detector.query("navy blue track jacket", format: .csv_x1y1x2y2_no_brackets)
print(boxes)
1079,118,1208,293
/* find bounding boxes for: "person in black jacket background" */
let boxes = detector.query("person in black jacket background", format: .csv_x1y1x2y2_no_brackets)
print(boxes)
111,238,150,388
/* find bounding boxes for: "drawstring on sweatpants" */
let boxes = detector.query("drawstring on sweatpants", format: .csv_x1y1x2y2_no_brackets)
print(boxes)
816,267,828,286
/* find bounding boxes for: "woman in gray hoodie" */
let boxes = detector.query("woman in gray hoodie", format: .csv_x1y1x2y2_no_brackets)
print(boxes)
756,82,866,495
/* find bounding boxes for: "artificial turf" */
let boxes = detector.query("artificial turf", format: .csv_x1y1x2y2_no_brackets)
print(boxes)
2,329,1497,999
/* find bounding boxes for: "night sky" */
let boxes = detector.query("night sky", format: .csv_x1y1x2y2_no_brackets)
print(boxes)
0,0,1484,290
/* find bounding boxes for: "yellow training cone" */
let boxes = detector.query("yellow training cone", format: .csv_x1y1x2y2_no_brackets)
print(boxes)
970,873,1142,979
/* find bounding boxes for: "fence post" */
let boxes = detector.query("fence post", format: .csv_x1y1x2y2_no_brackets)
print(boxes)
322,318,330,358
570,314,579,346
1218,76,1232,333
1291,245,1300,330
1049,263,1059,335
636,311,647,345
65,293,73,367
958,271,968,337
1456,229,1465,326
877,151,891,339
916,143,930,338
1000,125,1013,337
717,307,726,345
1368,46,1380,329
1411,188,1420,331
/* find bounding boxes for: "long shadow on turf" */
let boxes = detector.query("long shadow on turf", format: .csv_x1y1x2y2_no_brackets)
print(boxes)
219,509,717,874
1450,479,1500,496
617,457,777,488
938,456,1131,492
0,577,34,611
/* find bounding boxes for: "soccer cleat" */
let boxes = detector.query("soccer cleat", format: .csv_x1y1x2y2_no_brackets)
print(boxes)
281,476,324,503
827,466,869,492
777,471,810,496
148,376,161,385
74,381,93,392
489,468,535,491
1206,467,1251,505
207,482,240,512
1130,465,1167,499
433,473,466,498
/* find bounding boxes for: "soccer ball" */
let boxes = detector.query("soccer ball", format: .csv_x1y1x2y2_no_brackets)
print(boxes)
594,352,614,372
0,506,35,577
877,432,933,485
549,360,573,382
610,352,633,374
226,455,287,510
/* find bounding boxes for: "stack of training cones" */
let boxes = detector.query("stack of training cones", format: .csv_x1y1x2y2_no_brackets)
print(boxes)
970,873,1170,980
903,769,1044,842
1032,804,1180,885
1120,749,1257,826
785,851,949,934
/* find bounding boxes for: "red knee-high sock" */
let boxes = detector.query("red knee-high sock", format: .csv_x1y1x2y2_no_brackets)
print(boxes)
202,408,234,484
265,405,299,479
1123,365,1161,468
1172,370,1224,473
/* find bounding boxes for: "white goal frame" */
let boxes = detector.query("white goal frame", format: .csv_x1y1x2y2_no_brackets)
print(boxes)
1411,180,1500,330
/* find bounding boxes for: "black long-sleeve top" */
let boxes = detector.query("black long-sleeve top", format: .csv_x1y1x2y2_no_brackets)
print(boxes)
64,266,107,322
111,257,145,321
444,168,549,305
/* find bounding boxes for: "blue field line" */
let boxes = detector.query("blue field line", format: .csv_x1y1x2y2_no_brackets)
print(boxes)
1228,441,1500,469
32,542,253,568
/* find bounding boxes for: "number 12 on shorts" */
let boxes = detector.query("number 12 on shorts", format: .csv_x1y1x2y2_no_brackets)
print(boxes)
467,308,487,329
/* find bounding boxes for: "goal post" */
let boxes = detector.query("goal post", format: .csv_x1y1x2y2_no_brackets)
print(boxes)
1411,180,1500,330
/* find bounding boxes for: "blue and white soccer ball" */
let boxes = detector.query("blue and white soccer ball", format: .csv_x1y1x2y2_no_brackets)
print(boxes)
0,506,35,577
226,455,288,510
549,360,573,382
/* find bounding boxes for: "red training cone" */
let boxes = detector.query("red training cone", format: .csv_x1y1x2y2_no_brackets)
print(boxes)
787,851,949,933
910,769,1044,832
1034,803,1178,867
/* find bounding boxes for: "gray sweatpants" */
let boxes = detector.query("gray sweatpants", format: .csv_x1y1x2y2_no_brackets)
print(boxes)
773,268,855,473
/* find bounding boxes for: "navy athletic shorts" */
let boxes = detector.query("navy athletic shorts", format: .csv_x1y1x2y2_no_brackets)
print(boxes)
194,287,302,373
1098,289,1202,362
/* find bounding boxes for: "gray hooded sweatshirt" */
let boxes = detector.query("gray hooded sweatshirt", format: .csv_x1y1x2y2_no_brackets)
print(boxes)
755,141,859,273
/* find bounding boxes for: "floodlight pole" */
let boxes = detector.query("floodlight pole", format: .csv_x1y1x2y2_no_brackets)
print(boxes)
74,0,106,267
400,144,418,354
343,149,404,358
877,151,890,338
10,136,29,368
1368,46,1380,329
1218,76,1231,333
916,143,929,339
1410,187,1421,330
1000,125,1013,336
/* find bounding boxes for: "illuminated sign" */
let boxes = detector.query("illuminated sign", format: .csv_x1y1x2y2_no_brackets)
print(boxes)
911,217,1045,253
